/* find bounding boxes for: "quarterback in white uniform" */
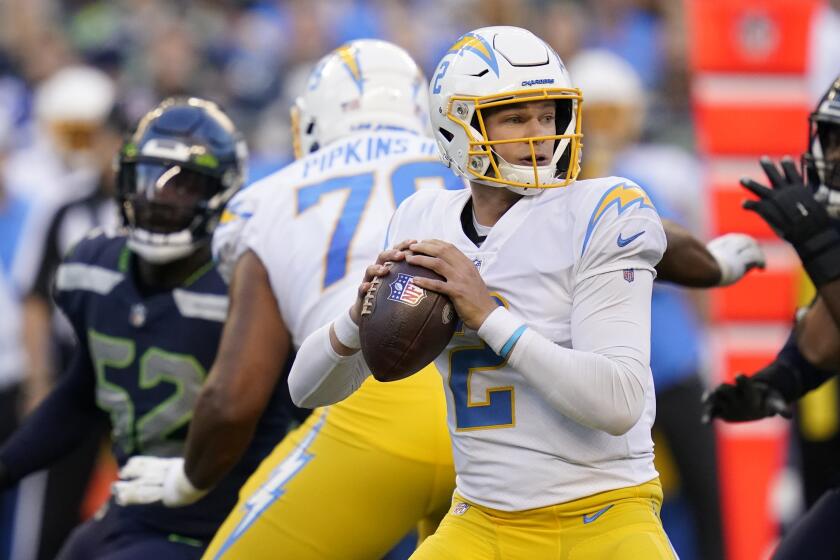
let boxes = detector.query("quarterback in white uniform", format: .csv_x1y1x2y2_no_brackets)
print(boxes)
289,27,678,559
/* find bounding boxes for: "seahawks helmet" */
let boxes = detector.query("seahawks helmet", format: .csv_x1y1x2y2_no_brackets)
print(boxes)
117,97,248,263
804,77,840,218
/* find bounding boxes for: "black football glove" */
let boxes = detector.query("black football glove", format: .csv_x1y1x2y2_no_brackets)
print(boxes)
702,374,791,423
740,156,840,286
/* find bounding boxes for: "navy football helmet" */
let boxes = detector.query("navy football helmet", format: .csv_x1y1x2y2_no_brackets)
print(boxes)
804,77,840,218
117,97,247,263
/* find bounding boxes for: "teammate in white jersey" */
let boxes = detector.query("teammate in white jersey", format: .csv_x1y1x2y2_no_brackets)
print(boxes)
112,40,463,559
289,27,678,559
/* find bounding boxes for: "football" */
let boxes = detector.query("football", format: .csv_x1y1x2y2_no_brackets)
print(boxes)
359,260,457,382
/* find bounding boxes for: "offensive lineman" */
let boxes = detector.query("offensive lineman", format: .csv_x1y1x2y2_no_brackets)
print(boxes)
118,41,464,559
289,26,683,559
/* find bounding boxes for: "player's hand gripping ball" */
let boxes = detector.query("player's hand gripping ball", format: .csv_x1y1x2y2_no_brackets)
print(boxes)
360,259,457,382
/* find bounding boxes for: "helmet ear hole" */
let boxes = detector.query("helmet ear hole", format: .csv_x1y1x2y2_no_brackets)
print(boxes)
438,128,454,143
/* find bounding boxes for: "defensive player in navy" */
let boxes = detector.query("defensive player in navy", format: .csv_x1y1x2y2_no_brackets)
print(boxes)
0,97,294,559
289,27,679,559
704,76,840,559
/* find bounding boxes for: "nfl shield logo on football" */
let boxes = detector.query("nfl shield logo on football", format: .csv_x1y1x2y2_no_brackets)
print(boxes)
388,273,427,307
452,502,470,516
623,269,635,283
129,303,147,327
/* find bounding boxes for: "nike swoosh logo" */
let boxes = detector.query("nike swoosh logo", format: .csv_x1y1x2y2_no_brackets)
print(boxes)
617,231,645,247
583,504,613,524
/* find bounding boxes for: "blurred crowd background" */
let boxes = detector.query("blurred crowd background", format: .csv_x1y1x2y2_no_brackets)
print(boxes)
1,1,839,560
0,0,697,177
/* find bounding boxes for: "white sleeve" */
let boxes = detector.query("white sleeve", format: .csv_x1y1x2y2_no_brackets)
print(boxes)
212,191,260,284
288,320,372,408
575,181,666,283
477,268,654,436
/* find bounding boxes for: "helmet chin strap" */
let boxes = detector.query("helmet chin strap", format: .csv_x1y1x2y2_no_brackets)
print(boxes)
127,229,199,264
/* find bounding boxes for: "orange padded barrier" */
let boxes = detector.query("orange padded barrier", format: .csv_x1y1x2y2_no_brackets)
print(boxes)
709,179,776,239
687,0,820,73
711,268,797,322
694,101,810,156
717,428,787,560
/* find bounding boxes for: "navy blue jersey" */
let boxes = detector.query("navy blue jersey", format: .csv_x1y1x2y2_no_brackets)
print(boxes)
53,230,294,539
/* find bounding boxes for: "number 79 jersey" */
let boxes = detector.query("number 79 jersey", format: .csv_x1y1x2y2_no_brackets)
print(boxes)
385,178,667,511
214,130,464,349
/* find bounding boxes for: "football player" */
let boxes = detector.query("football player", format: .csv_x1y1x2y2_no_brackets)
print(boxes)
289,26,689,559
0,97,295,559
703,77,840,559
114,39,763,560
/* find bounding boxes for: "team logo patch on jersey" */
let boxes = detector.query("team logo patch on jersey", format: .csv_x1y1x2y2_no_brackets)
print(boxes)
623,269,635,283
129,303,147,327
388,273,427,307
452,502,470,516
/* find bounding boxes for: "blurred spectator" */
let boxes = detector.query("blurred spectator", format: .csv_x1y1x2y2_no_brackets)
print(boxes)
0,89,54,560
2,64,121,560
5,65,116,205
571,49,724,560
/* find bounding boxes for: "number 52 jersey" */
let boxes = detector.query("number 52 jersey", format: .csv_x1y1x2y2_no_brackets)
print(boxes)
54,231,293,539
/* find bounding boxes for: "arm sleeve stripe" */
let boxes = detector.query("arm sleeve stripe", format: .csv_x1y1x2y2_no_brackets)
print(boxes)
500,325,528,358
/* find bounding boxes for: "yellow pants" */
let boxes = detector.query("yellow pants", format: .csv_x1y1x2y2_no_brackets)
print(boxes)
411,479,677,560
203,367,455,560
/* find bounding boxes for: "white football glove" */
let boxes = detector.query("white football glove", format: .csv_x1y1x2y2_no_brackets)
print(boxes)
113,456,208,508
706,233,766,286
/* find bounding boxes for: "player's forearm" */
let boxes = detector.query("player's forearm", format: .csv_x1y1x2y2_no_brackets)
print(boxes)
816,280,840,333
478,270,654,435
183,394,262,490
751,323,835,403
516,329,646,435
656,219,721,287
288,320,371,408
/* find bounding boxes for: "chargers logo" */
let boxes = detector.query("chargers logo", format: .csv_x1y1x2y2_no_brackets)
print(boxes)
447,33,499,76
581,183,655,256
336,44,364,93
388,273,427,307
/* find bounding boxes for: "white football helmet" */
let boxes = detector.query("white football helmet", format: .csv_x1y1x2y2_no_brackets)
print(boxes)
430,26,582,194
291,39,429,158
34,65,116,167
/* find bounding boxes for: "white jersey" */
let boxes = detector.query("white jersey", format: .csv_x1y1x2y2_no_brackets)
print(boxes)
213,130,463,348
385,178,667,510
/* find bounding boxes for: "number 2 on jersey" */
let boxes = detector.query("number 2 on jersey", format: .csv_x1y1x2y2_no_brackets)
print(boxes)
449,295,515,430
296,160,462,289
